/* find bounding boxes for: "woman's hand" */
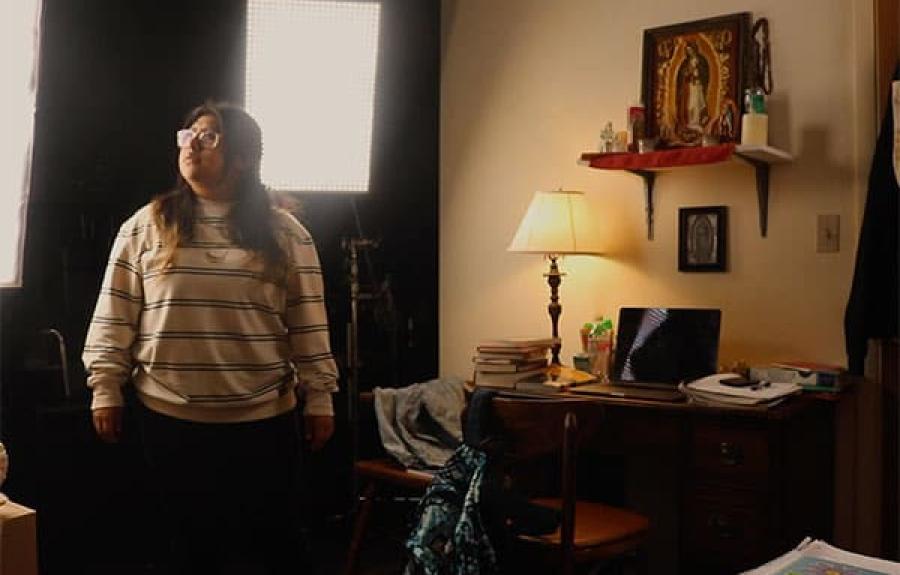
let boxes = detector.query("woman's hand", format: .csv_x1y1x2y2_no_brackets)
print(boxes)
93,406,123,443
304,414,335,451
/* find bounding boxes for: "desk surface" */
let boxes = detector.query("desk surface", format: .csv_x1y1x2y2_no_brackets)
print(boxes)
487,384,842,420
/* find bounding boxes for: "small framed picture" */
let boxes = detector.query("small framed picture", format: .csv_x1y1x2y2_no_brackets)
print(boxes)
679,206,727,272
641,13,750,148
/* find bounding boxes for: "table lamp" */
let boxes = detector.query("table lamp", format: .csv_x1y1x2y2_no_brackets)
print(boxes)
508,189,603,365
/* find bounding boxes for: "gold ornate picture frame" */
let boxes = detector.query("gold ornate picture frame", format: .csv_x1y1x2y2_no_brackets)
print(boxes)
642,13,750,148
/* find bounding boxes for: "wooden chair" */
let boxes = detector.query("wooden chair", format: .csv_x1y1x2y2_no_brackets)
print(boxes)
488,396,650,575
343,386,473,575
341,457,434,575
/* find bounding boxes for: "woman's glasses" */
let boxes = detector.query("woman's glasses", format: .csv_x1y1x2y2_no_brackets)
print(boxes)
176,128,220,149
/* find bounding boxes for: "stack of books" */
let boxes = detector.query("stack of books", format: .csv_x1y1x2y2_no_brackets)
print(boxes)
473,337,552,388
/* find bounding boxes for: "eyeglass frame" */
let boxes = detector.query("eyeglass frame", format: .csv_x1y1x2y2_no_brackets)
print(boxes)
176,128,221,149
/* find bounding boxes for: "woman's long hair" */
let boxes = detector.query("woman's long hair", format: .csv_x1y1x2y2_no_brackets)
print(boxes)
152,102,287,281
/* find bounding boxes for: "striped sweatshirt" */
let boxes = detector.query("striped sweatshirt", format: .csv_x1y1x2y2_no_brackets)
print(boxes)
82,197,338,422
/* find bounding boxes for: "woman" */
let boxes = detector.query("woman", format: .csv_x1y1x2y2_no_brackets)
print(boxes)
82,102,338,573
677,41,710,132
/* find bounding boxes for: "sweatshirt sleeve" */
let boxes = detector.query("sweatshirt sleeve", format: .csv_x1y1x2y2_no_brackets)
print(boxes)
81,215,146,410
281,214,339,416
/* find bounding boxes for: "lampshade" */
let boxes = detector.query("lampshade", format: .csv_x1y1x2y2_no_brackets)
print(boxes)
508,190,603,255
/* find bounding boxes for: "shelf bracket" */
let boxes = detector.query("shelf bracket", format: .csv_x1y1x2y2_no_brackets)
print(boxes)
734,153,771,237
627,169,656,240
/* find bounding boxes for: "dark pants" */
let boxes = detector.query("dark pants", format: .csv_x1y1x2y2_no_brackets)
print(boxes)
137,403,309,575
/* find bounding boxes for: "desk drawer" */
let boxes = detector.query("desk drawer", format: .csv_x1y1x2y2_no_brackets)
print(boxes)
683,493,769,566
691,422,771,480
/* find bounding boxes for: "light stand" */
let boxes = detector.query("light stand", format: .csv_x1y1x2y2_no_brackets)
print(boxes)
342,236,379,513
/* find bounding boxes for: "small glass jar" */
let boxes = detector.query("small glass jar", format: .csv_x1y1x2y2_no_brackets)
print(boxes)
744,87,766,114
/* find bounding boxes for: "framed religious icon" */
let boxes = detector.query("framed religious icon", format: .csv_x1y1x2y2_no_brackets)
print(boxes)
679,206,727,272
642,13,750,148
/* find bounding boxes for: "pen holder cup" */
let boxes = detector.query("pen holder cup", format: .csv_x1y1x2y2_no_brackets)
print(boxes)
588,333,612,381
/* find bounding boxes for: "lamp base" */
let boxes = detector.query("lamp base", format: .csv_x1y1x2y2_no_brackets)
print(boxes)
544,255,563,365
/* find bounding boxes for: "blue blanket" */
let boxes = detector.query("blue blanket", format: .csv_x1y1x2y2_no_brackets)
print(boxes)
373,377,466,469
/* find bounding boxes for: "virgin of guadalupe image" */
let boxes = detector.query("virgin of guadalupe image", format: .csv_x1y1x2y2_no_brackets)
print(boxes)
676,41,710,135
688,214,716,264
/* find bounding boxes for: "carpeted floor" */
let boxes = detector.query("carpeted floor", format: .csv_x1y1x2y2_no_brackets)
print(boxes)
75,500,415,575
313,498,417,574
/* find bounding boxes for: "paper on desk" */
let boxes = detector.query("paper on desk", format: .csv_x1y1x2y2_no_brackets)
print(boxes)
740,538,900,574
686,373,801,404
679,387,790,408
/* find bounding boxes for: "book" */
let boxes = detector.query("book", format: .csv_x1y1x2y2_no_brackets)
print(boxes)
474,366,547,389
474,349,549,362
773,360,844,373
474,359,548,373
740,537,900,574
477,336,555,348
512,379,569,396
476,344,550,356
476,337,554,356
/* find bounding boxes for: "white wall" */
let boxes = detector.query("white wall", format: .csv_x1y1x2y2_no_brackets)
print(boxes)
440,0,875,380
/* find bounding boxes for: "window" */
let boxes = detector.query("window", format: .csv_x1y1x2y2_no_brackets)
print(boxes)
0,0,42,287
245,0,381,193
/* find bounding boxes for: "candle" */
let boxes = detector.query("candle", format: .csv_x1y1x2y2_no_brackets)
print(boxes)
741,113,768,146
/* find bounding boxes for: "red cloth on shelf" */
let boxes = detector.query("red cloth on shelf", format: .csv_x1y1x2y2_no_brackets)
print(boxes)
581,143,736,170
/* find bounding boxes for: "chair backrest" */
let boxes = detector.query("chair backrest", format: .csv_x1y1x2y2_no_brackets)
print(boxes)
489,396,600,460
488,396,601,575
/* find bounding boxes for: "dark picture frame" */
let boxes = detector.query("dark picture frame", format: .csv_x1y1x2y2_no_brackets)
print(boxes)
642,12,750,148
679,206,727,272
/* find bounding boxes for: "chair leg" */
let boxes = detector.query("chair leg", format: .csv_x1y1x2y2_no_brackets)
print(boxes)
625,547,648,575
342,481,377,575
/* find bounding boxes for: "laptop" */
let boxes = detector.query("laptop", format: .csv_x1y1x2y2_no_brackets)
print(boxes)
571,307,721,401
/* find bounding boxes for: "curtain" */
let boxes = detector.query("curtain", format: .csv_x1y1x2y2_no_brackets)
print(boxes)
844,64,900,375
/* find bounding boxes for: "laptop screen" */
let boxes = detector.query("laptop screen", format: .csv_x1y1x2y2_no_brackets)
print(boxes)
611,307,721,385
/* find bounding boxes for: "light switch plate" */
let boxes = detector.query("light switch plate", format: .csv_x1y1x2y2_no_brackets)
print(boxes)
817,214,840,253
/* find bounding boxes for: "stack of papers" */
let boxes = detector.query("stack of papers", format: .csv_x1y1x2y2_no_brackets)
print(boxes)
741,537,900,574
681,373,802,408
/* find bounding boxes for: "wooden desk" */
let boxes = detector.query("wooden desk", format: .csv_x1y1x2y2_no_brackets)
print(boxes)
492,389,838,574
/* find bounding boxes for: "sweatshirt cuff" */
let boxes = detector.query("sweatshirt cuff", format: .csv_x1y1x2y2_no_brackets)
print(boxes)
302,389,334,416
90,382,124,410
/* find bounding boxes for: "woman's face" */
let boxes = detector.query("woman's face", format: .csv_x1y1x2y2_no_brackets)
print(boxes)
177,113,228,194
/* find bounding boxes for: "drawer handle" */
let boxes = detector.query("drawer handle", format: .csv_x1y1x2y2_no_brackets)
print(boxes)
707,514,742,540
718,442,744,466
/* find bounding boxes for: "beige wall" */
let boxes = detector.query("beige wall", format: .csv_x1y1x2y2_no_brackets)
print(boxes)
440,0,876,380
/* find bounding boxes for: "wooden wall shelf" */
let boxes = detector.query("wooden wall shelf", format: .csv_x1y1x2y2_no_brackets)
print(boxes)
579,144,793,239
